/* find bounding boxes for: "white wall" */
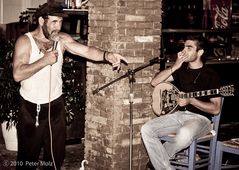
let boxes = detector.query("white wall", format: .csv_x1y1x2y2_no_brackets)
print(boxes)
0,0,46,24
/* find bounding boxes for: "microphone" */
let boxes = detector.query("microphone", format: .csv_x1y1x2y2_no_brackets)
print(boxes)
53,41,58,50
50,33,59,65
50,32,59,50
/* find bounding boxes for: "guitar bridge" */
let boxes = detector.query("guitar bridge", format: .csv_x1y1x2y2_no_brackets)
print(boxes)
161,89,177,115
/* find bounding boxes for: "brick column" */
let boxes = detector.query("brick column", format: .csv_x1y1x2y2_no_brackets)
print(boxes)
85,0,162,169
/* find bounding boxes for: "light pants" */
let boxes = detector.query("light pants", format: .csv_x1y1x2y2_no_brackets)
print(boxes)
141,110,211,170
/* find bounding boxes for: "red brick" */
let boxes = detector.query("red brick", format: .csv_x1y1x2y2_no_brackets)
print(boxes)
85,0,162,169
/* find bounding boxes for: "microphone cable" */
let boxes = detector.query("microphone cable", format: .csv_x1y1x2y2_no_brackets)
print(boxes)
48,41,58,170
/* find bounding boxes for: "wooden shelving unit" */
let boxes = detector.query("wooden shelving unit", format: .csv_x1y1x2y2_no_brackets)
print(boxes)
161,0,239,66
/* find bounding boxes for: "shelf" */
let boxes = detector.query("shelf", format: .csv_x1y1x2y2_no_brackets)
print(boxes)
63,8,88,15
206,58,239,65
165,58,239,66
162,29,239,33
26,8,88,16
63,8,88,12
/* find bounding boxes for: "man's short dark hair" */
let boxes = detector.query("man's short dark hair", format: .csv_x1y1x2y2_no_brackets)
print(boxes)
186,35,206,51
186,35,206,50
186,35,208,62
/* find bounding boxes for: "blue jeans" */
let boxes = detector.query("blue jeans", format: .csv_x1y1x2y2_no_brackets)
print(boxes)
141,110,211,170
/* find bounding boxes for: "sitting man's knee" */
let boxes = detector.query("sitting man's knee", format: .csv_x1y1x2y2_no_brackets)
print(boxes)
176,127,194,144
141,123,154,138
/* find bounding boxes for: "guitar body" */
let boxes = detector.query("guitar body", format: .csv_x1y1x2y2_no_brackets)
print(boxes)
152,82,179,116
152,82,234,116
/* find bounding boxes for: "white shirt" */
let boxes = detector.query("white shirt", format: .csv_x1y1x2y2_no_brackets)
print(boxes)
19,32,63,104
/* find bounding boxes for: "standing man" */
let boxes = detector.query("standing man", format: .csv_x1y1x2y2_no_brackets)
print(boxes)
13,2,127,170
141,35,222,170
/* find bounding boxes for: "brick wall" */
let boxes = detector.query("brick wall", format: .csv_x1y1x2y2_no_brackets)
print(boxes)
85,0,162,169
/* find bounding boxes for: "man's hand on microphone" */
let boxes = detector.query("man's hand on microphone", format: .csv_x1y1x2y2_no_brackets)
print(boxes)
42,36,59,66
43,50,58,65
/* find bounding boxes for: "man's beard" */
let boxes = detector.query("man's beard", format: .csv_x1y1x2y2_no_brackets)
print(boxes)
42,24,50,39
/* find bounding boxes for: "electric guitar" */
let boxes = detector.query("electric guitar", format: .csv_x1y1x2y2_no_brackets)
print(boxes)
152,82,235,116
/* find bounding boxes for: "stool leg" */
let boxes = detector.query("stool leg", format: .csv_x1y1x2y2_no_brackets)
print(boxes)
189,140,196,170
214,141,223,170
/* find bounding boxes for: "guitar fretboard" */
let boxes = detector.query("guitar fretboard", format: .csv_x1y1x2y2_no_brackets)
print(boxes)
179,89,219,98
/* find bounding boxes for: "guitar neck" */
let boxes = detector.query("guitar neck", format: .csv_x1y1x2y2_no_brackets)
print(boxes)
152,83,234,116
179,88,219,98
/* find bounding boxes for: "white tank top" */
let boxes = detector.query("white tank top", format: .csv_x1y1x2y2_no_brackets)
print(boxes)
20,32,63,104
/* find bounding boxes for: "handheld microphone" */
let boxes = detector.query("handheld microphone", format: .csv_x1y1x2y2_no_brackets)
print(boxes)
50,34,59,65
52,41,58,50
50,31,59,50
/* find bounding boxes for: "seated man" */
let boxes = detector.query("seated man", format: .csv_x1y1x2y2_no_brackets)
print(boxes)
141,35,222,170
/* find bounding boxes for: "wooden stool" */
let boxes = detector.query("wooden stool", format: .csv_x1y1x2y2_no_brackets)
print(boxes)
158,98,224,170
214,139,239,170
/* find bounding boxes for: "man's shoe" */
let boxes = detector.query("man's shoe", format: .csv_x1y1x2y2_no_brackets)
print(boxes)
146,161,155,170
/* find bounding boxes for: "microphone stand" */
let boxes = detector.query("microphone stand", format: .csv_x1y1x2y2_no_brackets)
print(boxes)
92,57,165,170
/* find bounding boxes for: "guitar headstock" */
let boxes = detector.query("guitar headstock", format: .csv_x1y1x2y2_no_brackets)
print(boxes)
219,85,235,96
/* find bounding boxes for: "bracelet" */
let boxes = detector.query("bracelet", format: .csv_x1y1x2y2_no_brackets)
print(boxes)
103,51,108,62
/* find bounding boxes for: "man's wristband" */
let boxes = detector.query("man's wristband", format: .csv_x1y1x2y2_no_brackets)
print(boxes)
103,51,108,62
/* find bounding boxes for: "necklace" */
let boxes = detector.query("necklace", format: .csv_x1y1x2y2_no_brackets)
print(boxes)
187,64,203,84
193,71,201,84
